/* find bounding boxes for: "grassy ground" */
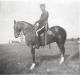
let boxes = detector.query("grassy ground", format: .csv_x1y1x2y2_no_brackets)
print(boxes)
0,40,79,74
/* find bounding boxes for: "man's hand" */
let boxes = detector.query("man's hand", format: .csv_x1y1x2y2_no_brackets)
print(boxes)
34,21,38,26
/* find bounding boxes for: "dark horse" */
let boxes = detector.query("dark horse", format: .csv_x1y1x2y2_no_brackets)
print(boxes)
14,20,67,70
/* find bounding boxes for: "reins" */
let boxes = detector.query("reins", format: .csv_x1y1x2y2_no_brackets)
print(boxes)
23,25,36,36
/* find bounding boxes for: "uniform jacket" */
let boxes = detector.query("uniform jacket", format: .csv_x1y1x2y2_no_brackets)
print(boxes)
38,10,49,28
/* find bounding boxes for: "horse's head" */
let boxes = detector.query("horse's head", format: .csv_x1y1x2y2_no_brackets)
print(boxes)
13,20,34,38
14,20,22,38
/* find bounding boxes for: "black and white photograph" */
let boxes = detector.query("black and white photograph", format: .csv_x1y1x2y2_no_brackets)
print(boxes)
0,0,80,74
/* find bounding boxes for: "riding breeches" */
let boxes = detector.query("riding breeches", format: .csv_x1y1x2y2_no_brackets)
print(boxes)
36,26,45,37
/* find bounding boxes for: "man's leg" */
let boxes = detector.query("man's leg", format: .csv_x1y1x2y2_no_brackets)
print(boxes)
36,26,45,48
36,26,45,37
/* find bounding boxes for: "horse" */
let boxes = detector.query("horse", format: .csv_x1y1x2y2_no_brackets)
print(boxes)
13,20,67,70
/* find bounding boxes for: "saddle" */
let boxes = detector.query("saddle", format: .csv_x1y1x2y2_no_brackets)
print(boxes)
35,24,54,48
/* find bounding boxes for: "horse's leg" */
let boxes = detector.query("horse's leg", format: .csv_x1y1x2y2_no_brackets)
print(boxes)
30,46,36,70
60,45,65,64
57,42,65,64
49,44,51,49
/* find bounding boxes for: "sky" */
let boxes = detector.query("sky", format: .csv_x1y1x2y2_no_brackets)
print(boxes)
0,0,80,43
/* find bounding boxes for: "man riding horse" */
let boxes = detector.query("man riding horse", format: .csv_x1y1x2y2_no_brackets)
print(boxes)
13,3,67,70
34,4,49,48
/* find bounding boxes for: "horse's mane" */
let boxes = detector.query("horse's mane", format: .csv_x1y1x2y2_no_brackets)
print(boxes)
18,21,33,26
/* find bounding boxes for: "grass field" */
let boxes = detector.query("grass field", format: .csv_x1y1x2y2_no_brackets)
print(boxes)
0,40,79,74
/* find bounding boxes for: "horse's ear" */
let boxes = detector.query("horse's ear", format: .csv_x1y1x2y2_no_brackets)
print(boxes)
14,20,16,24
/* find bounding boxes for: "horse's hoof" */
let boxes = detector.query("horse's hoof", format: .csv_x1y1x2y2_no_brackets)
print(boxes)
59,56,64,64
30,63,36,70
